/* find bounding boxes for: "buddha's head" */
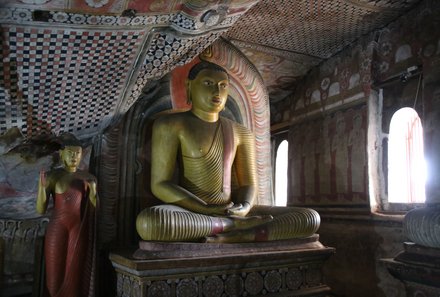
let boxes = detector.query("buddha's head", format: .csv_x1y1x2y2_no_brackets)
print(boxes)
186,61,229,114
58,133,83,172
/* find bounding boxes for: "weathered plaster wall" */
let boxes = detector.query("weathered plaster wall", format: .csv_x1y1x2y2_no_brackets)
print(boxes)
288,106,368,206
319,217,406,297
273,3,440,296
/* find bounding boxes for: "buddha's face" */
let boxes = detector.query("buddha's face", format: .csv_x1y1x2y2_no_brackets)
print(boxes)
60,146,82,171
188,69,229,113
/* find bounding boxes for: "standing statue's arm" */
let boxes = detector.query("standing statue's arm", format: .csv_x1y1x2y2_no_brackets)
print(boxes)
36,170,49,214
88,180,97,208
150,117,230,215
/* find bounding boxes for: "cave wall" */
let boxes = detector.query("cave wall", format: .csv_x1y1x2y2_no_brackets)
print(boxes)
272,3,440,296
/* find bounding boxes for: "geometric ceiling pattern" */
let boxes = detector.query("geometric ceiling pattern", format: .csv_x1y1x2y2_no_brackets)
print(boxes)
225,0,423,103
1,24,145,137
0,0,425,139
227,0,422,59
0,0,259,139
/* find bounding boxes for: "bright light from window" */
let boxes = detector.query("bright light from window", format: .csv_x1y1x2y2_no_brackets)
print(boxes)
275,140,288,206
388,107,426,203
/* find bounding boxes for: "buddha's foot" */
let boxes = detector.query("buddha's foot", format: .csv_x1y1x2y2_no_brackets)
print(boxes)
230,214,273,230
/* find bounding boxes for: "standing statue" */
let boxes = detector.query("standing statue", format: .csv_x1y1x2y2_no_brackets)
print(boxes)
136,61,320,243
37,133,97,297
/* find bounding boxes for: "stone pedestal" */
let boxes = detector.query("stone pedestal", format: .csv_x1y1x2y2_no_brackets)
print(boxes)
110,235,335,297
382,242,440,297
0,217,48,297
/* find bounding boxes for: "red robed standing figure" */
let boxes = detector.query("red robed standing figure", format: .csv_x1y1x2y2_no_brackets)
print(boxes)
37,133,97,297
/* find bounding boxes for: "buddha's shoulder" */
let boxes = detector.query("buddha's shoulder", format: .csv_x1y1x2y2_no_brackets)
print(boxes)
220,117,254,136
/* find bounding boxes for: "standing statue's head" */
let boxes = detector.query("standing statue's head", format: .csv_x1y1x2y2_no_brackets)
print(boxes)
186,61,230,115
58,133,83,172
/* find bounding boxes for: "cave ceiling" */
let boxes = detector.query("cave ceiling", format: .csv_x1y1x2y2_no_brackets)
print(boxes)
225,0,423,104
0,0,423,139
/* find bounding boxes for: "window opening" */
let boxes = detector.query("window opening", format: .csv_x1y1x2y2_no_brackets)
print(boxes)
275,140,288,206
388,107,426,203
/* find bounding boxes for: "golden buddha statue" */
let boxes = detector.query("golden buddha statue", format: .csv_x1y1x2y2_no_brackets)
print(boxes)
37,133,97,297
136,61,320,243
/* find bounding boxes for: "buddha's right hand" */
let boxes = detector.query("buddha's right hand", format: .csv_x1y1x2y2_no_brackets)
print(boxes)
37,170,48,214
226,202,251,217
39,170,46,187
229,214,274,230
206,202,235,216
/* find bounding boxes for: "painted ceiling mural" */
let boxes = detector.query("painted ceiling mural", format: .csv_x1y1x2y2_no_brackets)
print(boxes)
0,0,425,140
0,0,259,139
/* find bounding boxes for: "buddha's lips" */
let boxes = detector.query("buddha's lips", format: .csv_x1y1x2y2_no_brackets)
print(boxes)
212,97,221,104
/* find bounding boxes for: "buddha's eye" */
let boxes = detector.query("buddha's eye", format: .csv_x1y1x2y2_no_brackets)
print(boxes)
203,80,214,86
220,83,228,89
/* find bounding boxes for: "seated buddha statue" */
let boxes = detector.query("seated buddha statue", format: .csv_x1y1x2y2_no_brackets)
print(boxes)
136,61,320,243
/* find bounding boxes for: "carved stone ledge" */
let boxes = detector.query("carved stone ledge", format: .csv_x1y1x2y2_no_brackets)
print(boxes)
0,217,48,295
382,242,440,297
133,235,325,260
110,237,335,297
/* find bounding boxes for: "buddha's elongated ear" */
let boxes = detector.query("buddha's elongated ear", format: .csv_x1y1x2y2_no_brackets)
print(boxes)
59,149,66,167
185,79,192,105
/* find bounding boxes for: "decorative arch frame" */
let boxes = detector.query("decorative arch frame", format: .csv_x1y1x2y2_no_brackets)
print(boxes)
170,38,273,204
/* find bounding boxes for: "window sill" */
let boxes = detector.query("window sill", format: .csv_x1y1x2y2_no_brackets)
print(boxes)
314,207,405,224
376,202,426,214
319,212,404,223
370,211,405,223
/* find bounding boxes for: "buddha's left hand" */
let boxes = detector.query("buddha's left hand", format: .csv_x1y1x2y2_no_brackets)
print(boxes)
226,202,251,217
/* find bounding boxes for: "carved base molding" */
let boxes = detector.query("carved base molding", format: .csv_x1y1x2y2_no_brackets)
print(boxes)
0,217,48,297
382,242,440,297
110,237,335,297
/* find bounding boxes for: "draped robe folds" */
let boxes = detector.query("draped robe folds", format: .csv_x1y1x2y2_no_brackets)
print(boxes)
137,117,320,242
138,118,233,241
44,177,96,297
180,118,234,205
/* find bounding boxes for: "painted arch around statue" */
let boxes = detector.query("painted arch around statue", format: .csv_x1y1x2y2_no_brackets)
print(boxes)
170,39,273,205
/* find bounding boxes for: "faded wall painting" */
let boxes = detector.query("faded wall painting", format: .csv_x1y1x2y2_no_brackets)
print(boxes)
288,106,367,205
289,42,373,121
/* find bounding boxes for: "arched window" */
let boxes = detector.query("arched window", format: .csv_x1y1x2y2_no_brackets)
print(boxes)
275,140,289,206
388,107,426,203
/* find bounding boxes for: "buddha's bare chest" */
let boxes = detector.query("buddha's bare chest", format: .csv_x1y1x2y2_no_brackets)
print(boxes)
179,124,221,158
